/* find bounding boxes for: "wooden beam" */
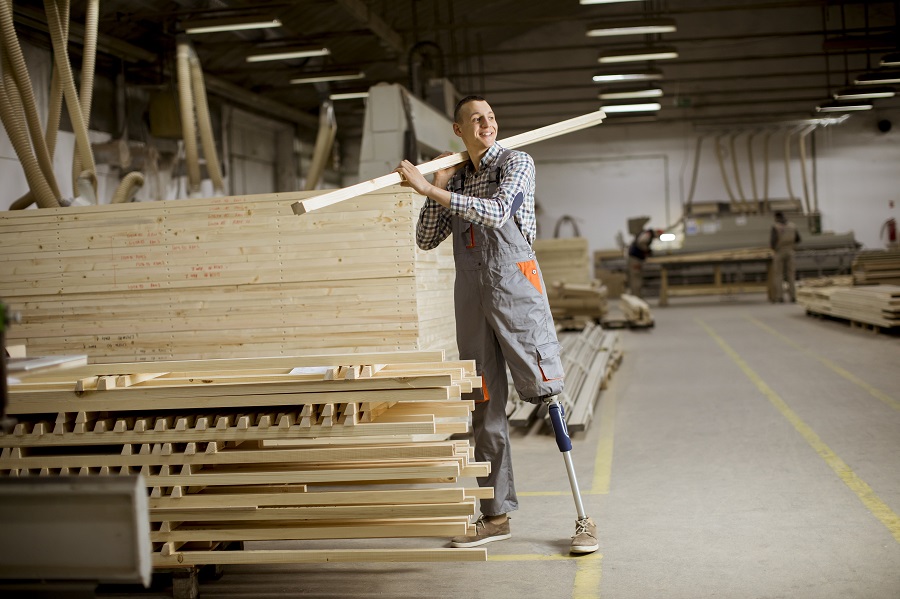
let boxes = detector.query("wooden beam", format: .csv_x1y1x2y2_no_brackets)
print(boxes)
291,110,606,215
152,548,486,566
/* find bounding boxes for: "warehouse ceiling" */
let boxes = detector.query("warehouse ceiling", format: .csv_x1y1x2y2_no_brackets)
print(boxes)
10,0,900,141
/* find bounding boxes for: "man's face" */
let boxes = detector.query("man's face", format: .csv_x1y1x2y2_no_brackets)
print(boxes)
453,100,497,151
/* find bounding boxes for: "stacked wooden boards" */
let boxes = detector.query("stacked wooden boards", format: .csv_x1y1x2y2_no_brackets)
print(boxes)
852,249,900,285
508,323,622,432
0,186,456,362
619,294,654,328
798,280,900,329
533,237,592,285
0,351,490,565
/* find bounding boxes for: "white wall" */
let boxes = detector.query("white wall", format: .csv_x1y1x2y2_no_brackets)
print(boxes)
527,109,900,253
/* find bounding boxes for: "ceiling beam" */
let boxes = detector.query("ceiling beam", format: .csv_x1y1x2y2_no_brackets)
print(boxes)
335,0,406,55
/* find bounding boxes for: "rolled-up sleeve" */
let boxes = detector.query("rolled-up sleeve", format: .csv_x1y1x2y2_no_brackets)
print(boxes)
448,152,534,231
415,197,453,250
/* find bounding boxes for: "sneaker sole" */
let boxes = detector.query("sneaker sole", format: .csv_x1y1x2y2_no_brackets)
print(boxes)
570,543,599,554
450,533,512,548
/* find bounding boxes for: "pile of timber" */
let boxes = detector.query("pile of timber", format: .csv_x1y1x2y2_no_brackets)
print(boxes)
0,350,490,566
548,281,610,327
0,187,456,362
619,294,654,328
533,237,591,285
852,249,900,285
799,282,900,329
509,322,622,432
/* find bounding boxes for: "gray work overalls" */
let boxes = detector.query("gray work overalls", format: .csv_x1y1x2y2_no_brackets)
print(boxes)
449,150,565,516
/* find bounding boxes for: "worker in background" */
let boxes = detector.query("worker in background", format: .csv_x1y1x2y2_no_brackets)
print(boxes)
627,227,655,298
394,96,598,554
770,211,801,303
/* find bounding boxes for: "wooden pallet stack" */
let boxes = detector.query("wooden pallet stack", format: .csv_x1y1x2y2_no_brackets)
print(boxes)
0,351,490,565
533,238,609,325
826,285,900,329
0,187,456,362
508,323,622,432
852,249,900,285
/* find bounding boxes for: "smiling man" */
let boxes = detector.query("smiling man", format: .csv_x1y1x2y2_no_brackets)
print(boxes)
394,96,598,554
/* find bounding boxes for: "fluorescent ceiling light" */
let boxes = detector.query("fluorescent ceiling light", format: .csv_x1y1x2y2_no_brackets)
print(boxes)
329,91,369,100
659,233,676,242
815,100,873,113
185,17,282,34
586,18,676,37
854,70,900,85
833,86,895,100
598,47,678,63
599,87,663,100
593,69,663,83
881,52,900,67
602,102,662,113
247,47,330,62
291,71,365,84
580,0,644,4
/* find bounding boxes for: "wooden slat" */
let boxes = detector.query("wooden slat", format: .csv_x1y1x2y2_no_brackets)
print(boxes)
151,548,486,566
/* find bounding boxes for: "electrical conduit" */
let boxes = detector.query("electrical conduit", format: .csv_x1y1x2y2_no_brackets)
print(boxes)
176,37,201,194
188,47,224,194
44,0,97,198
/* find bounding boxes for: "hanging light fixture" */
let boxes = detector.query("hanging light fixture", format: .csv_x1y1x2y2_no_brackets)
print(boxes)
598,47,678,63
329,91,369,100
833,86,895,100
184,16,282,34
599,87,663,100
247,47,331,62
593,69,663,83
815,100,873,112
854,70,900,85
601,102,662,113
290,70,365,84
586,18,676,37
880,52,900,67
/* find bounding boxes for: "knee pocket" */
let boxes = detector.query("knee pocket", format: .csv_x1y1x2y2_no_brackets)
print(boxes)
537,341,564,381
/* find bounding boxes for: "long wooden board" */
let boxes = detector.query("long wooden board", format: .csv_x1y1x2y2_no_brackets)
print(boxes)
291,110,606,215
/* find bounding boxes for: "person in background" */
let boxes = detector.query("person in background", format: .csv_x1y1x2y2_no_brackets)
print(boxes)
627,227,655,298
770,211,801,303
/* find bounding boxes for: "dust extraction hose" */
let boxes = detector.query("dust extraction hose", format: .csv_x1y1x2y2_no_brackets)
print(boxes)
176,38,201,193
111,171,144,203
188,50,224,194
70,0,98,193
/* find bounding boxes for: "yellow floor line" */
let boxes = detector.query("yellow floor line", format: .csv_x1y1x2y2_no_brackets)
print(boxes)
747,315,900,413
699,318,900,545
590,387,617,495
488,552,603,599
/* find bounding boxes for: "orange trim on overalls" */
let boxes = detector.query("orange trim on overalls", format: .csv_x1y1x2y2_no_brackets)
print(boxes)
475,375,490,403
466,226,476,249
516,259,543,294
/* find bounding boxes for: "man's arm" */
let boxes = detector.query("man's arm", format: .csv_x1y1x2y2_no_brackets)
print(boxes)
416,198,453,250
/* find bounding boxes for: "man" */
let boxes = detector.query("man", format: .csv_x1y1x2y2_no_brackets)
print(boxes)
627,227,654,298
394,96,598,554
770,211,801,302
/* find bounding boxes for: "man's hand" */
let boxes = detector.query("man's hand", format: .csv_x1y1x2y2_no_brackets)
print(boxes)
394,160,433,196
393,155,460,209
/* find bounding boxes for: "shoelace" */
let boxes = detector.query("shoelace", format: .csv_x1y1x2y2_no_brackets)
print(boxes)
574,518,594,537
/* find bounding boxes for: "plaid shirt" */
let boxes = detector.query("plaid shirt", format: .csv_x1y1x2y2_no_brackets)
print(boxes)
416,143,537,250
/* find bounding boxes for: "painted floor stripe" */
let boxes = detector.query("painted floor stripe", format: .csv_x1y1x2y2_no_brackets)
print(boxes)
590,387,617,495
699,318,900,545
488,553,602,599
747,315,900,413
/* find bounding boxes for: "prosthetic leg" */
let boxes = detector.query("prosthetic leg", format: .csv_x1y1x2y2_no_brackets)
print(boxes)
546,396,599,554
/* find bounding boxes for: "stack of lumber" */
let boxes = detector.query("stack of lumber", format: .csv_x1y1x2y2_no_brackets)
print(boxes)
0,187,456,363
547,281,610,326
533,237,591,285
852,249,900,285
0,350,490,566
619,294,654,327
799,281,900,329
509,323,622,432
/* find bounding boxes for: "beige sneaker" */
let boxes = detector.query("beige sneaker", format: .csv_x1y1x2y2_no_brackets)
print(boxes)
570,517,599,554
450,516,511,548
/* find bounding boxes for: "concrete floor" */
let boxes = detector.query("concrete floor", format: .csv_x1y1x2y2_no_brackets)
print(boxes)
106,295,900,599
